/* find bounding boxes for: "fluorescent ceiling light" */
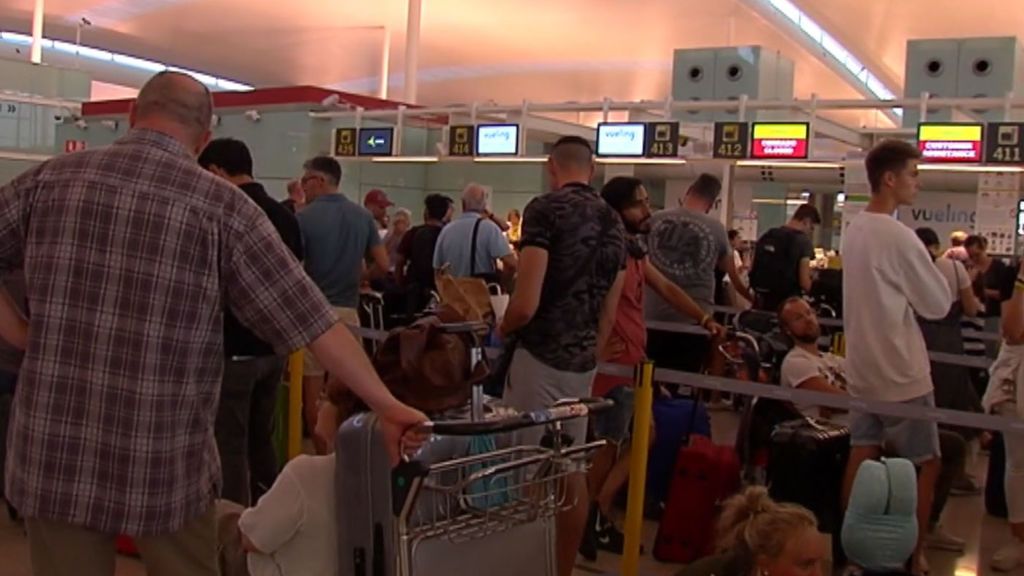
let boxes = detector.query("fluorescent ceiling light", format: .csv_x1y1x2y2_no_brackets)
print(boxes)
370,156,439,163
113,54,165,72
736,160,842,169
0,32,34,45
761,0,900,114
918,164,1024,173
473,156,549,164
0,29,253,92
597,158,687,165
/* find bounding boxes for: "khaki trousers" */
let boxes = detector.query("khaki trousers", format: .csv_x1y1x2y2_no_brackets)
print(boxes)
25,506,217,576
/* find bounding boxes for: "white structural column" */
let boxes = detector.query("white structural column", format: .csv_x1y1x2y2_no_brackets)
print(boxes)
379,27,391,99
404,0,422,103
30,0,44,64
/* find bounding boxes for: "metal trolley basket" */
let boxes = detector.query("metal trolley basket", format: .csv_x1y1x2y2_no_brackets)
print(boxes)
337,398,611,576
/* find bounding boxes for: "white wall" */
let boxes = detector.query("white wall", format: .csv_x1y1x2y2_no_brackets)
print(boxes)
896,190,977,245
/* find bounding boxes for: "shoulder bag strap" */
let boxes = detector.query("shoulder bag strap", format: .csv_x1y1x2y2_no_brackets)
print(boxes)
470,217,483,277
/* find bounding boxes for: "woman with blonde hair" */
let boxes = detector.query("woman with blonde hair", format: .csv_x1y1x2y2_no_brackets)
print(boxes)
679,487,827,576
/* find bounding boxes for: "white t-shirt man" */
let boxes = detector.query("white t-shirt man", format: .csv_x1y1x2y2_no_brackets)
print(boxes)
239,454,337,576
841,212,951,402
780,346,848,423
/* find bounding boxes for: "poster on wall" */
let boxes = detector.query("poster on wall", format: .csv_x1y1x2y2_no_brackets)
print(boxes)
976,173,1021,256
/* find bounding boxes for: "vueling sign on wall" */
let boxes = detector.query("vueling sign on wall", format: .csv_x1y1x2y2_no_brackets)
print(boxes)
897,191,977,239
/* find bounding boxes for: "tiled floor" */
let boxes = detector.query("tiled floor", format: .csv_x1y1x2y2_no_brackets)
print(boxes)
1,412,1022,576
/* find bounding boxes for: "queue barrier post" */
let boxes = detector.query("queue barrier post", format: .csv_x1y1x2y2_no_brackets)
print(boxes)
287,350,305,461
622,360,655,576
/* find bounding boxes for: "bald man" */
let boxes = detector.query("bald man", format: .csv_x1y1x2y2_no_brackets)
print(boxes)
500,136,626,576
433,182,517,287
0,71,427,576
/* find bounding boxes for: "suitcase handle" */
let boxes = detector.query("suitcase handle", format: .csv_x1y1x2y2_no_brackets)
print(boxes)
415,397,613,437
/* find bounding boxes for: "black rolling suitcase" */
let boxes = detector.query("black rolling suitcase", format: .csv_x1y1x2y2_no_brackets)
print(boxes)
767,418,850,559
987,432,1009,518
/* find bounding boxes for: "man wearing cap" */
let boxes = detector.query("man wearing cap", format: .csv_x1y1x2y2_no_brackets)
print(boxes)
365,189,393,238
296,157,389,453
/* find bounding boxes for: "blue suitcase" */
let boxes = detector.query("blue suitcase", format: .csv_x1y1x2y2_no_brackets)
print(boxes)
646,397,711,509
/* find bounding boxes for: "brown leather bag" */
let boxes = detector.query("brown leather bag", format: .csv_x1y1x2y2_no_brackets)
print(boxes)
372,312,487,414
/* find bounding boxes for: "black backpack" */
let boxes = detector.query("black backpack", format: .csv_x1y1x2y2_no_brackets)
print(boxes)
749,227,803,309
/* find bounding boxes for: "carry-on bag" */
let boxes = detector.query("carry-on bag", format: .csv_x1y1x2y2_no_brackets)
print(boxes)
652,435,741,563
986,432,1009,519
768,417,850,558
336,398,611,576
646,397,711,509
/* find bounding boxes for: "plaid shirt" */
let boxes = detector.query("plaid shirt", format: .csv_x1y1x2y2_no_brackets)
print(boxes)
0,129,338,536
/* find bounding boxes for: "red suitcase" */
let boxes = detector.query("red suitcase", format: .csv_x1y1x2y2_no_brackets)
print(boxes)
653,436,741,563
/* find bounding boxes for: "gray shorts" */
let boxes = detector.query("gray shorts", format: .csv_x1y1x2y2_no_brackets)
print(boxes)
503,347,596,450
592,386,635,445
850,393,941,465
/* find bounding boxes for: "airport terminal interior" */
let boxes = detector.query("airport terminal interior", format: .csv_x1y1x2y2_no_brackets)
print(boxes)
3,0,1024,575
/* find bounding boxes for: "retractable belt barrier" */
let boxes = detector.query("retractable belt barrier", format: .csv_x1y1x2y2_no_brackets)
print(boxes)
597,362,1024,434
344,323,1012,432
708,304,1003,343
648,320,994,370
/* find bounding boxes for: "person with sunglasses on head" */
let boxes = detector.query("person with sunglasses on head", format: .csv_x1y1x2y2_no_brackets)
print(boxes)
295,156,390,453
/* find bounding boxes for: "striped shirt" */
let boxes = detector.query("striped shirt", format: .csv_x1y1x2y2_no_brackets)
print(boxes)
0,129,337,535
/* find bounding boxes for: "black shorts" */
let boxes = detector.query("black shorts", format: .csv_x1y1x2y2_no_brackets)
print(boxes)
646,329,711,374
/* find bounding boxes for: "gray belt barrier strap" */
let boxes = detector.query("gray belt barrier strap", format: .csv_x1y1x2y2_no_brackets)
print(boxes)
347,323,1018,433
646,320,993,370
708,304,1002,343
348,324,992,369
596,362,1024,434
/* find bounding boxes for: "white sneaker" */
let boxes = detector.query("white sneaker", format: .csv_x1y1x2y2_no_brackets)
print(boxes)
706,399,732,412
926,525,966,553
992,543,1024,572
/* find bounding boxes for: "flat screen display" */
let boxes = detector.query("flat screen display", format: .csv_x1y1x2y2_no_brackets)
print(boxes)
917,123,984,163
357,127,394,157
475,124,520,156
596,122,647,157
1017,199,1024,236
751,123,810,159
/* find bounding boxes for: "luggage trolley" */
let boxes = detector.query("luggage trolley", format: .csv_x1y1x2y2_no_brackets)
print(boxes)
337,398,610,576
397,400,609,576
337,320,611,576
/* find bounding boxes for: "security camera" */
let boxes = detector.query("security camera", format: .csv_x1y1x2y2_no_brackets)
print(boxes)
74,119,88,130
101,120,118,131
81,17,92,26
244,110,261,122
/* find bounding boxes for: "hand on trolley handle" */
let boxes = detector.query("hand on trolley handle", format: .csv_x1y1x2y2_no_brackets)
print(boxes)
400,397,615,460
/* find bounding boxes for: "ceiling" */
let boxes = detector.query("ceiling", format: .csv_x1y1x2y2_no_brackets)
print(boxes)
0,0,1020,128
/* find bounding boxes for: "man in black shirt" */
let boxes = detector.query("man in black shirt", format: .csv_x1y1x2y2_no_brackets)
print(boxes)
748,203,820,311
501,136,626,576
199,138,304,505
395,194,453,315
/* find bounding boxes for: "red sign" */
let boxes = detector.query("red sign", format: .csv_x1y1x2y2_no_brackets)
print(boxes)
750,123,810,159
64,140,87,154
917,123,984,163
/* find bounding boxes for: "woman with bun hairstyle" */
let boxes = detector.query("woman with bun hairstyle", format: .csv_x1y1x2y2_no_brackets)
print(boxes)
677,487,827,576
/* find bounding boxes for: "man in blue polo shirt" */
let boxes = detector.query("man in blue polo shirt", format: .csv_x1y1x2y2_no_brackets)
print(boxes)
433,183,517,288
296,156,388,453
